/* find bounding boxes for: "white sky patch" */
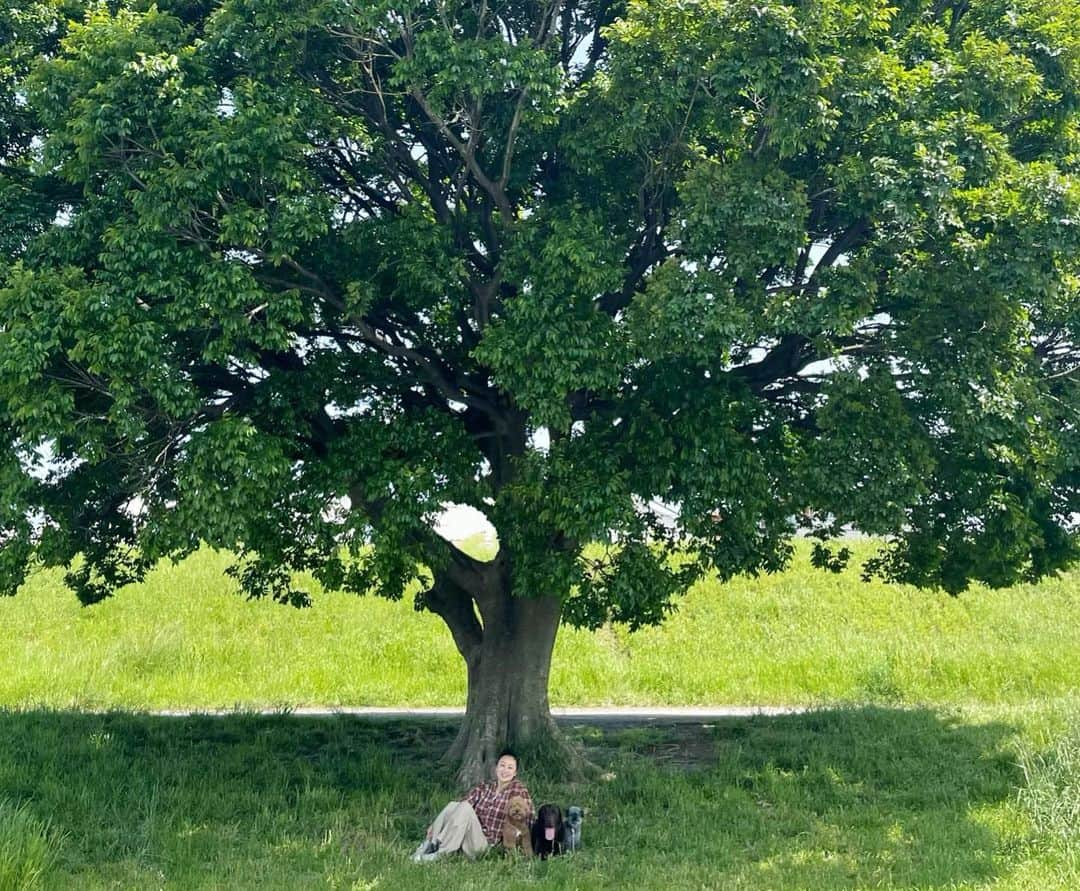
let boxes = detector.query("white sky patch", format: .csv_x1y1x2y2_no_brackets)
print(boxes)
435,502,497,543
799,356,843,378
224,247,259,264
530,427,550,453
216,87,237,118
19,441,72,481
635,496,680,531
804,239,845,276
123,494,146,520
325,399,373,419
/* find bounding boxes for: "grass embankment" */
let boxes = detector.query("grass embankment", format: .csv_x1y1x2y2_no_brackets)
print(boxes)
1,540,1078,889
2,539,1078,709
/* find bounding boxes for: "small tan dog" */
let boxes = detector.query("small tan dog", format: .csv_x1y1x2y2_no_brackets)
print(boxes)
500,796,533,857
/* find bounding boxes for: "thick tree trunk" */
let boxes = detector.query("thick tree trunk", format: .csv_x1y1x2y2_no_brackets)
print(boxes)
422,560,590,788
445,590,567,787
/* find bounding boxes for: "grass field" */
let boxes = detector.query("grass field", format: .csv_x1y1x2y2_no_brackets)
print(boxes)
2,539,1078,710
1,540,1078,889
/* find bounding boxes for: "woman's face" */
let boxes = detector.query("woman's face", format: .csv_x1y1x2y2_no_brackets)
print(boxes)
495,754,518,785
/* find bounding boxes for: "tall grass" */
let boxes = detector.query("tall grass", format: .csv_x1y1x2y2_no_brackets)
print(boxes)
0,799,62,891
1018,709,1080,875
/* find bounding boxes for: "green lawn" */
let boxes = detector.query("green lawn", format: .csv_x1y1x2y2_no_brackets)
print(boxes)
1,541,1078,889
1,704,1077,889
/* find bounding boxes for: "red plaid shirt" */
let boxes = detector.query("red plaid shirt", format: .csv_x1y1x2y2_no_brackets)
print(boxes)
463,778,534,844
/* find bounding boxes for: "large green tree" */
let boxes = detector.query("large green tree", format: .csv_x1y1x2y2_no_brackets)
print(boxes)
2,0,1078,783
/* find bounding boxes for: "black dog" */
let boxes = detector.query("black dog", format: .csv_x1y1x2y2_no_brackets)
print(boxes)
531,803,564,859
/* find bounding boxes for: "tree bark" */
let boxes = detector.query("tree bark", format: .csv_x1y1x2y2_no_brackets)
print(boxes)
423,560,590,788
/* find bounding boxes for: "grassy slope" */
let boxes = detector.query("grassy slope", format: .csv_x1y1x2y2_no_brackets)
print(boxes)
1,540,1078,889
1,539,1077,709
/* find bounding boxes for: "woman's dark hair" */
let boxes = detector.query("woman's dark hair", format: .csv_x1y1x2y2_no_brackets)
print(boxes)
497,748,518,764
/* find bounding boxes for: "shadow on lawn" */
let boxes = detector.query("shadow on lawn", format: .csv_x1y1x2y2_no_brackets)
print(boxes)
577,705,1021,888
0,706,1022,889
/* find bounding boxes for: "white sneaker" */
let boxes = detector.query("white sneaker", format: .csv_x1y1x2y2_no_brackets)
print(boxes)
411,839,440,862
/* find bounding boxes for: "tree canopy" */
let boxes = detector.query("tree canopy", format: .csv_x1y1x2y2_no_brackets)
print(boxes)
2,0,1079,778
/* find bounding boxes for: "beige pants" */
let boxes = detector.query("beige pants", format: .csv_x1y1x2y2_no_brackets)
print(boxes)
428,800,490,859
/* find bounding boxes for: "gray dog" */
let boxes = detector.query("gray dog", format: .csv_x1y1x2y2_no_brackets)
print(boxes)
559,805,583,852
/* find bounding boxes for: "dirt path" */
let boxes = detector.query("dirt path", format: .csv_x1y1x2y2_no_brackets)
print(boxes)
151,705,806,724
143,705,813,771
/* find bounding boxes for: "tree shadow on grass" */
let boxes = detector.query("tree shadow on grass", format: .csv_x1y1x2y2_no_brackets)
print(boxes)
569,705,1023,889
0,710,462,889
0,706,1025,889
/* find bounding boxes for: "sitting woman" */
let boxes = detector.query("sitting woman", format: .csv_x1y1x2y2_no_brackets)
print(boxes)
412,749,535,861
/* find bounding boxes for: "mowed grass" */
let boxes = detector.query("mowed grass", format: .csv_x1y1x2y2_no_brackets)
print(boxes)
1,539,1077,709
1,539,1078,888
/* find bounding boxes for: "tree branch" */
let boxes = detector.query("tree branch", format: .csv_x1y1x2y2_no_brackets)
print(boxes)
422,571,485,664
409,86,513,221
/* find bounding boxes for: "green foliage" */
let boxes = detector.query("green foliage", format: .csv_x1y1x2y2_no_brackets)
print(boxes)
1,0,1078,629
